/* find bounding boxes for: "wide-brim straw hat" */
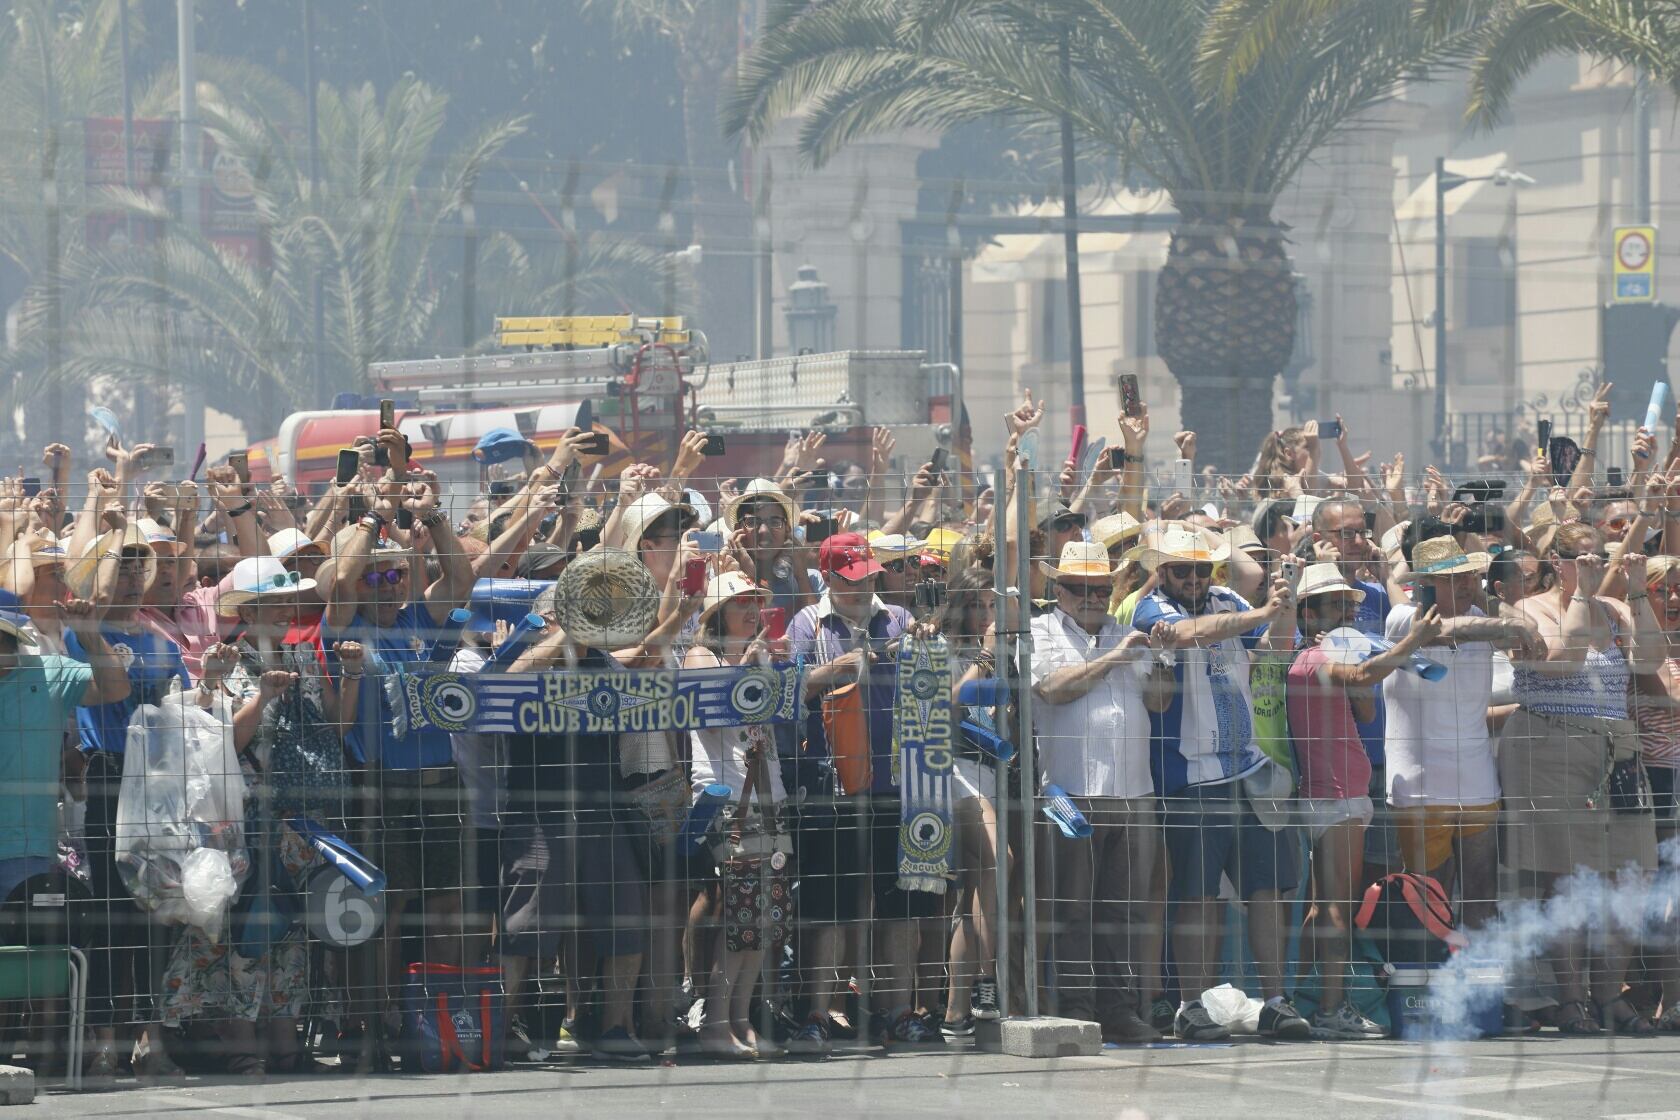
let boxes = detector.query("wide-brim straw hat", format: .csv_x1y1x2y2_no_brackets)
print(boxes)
553,545,659,649
1135,524,1232,573
1295,562,1367,602
66,525,156,598
619,492,698,551
218,556,319,616
1,534,68,597
1090,512,1143,552
1038,540,1116,582
698,570,768,626
1406,535,1492,580
723,478,799,534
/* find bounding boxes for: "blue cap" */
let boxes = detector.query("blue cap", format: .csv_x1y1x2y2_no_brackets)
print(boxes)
473,427,537,466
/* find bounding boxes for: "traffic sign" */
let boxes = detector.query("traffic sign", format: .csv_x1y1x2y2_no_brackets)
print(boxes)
1614,226,1657,303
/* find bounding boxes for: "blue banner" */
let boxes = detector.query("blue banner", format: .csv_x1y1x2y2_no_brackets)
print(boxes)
399,662,804,735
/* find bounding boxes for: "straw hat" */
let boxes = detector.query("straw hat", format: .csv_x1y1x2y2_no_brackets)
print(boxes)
1135,524,1232,573
552,546,659,649
618,492,698,551
218,556,318,616
268,528,326,561
723,478,798,533
312,527,413,596
0,590,36,648
1225,524,1268,556
1406,536,1492,580
1038,540,1115,582
698,570,768,626
0,534,68,597
66,525,156,598
1090,512,1143,551
867,531,926,558
1295,563,1367,603
134,518,181,556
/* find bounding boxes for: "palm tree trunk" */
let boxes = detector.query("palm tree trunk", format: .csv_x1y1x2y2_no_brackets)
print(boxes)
1154,221,1297,473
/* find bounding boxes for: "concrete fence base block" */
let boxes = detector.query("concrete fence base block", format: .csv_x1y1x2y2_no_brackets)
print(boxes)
997,1016,1102,1058
0,1065,35,1105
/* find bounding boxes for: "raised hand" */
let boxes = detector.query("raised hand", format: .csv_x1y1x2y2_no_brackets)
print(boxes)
1005,388,1044,436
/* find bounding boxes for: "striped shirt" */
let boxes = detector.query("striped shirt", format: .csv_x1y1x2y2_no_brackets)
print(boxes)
1635,658,1680,768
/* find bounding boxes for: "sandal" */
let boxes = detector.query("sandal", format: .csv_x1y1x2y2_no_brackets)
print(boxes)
1601,997,1658,1037
1555,1000,1603,1035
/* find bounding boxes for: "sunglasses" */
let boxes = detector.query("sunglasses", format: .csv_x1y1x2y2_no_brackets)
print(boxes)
361,567,407,587
1058,581,1110,599
1164,563,1214,580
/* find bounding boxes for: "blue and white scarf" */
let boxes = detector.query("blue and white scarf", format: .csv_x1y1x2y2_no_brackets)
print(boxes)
894,637,954,894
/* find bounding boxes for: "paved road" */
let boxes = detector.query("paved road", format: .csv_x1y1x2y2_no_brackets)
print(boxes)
23,1035,1680,1119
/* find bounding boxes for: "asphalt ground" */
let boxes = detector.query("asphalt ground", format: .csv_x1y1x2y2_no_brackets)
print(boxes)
21,1033,1680,1120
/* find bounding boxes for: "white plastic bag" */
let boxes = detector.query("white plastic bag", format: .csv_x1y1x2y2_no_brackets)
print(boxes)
115,692,249,938
1200,983,1264,1035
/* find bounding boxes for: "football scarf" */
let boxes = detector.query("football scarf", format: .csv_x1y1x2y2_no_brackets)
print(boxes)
894,637,955,894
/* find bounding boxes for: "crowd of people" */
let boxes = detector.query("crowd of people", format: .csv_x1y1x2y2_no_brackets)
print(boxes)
4,375,1680,1083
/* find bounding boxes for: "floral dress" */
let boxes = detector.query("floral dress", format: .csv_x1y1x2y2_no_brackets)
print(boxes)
158,655,319,1025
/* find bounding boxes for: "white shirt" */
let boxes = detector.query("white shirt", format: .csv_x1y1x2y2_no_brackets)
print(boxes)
1382,603,1500,806
619,648,680,777
1030,608,1154,799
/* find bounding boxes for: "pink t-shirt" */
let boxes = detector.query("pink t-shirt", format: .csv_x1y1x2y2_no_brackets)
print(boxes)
1286,643,1373,799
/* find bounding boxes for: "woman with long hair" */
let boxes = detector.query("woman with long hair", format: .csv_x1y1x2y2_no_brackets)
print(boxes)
1507,522,1665,1034
934,567,1005,1034
684,572,788,1058
1632,554,1680,1029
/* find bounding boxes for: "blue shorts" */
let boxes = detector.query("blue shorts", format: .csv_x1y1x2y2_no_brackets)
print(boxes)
1650,765,1679,825
1162,781,1299,901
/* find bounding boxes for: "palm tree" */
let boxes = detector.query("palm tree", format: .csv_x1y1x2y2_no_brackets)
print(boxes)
725,0,1486,468
8,76,670,437
1466,0,1680,125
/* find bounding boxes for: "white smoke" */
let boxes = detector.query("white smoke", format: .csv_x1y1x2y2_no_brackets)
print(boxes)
1424,836,1680,1038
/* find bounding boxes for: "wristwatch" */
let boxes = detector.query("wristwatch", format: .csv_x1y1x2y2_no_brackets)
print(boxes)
419,511,447,529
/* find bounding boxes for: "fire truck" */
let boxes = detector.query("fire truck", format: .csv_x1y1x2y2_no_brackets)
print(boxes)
247,315,959,504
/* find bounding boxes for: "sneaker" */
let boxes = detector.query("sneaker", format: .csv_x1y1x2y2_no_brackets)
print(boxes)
940,1015,976,1039
507,1014,548,1062
552,1022,584,1056
972,977,1001,1021
1310,1001,1387,1041
1148,996,1176,1033
591,1026,652,1063
1258,998,1312,1041
784,1015,831,1057
1173,1000,1231,1042
889,1010,946,1046
1101,1007,1161,1044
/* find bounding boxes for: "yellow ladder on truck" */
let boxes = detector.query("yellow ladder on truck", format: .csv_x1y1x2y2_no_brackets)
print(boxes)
495,315,690,351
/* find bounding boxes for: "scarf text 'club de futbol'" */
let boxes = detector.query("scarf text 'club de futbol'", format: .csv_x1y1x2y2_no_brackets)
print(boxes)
399,661,804,735
894,637,955,894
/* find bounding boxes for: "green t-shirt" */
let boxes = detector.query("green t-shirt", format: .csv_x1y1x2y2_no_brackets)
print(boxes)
1111,586,1146,630
0,653,91,863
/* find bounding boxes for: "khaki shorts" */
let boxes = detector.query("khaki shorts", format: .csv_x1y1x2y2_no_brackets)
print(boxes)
1392,802,1499,874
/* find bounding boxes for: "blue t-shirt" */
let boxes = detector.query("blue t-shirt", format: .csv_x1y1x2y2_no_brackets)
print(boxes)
1351,578,1390,770
323,601,455,770
0,654,91,862
65,626,189,755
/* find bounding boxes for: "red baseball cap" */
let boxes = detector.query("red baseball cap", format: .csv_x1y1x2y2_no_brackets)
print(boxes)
818,532,886,581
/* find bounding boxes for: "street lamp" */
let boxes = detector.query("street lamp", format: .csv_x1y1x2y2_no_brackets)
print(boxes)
1433,158,1536,463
